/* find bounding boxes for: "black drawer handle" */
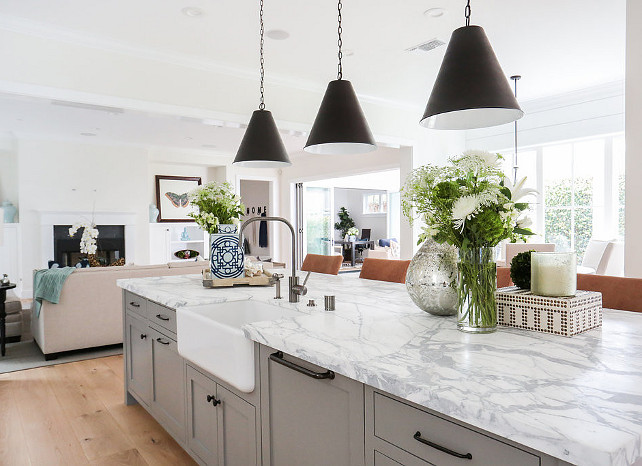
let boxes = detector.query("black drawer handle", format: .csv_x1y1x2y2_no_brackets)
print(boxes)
155,314,170,321
206,395,221,406
414,431,472,460
269,351,335,380
156,338,170,345
140,333,147,340
129,302,140,308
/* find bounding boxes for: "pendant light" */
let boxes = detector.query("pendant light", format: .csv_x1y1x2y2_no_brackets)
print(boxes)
511,75,521,184
233,0,291,167
420,0,524,130
304,0,376,155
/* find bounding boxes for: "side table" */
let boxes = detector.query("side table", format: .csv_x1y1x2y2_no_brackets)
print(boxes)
0,283,17,357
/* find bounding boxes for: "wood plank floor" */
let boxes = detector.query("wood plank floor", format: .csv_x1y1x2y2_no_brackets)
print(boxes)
0,355,196,466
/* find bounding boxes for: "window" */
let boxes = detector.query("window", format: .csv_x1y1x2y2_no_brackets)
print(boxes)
363,193,388,214
498,133,624,261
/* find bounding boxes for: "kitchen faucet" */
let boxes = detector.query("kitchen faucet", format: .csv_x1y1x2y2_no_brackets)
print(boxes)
239,216,305,303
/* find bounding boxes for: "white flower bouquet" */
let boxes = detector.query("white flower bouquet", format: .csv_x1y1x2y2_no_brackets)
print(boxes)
187,182,245,234
401,150,535,250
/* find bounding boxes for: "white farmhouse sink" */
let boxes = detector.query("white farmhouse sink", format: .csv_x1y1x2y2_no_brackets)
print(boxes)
177,300,300,393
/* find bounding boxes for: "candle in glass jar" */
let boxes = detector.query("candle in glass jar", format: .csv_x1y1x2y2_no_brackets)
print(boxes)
530,252,577,297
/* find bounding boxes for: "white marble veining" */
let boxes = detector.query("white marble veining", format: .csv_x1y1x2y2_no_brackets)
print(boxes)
118,273,642,466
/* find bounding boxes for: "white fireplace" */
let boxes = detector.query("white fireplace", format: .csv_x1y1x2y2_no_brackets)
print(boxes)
38,211,137,267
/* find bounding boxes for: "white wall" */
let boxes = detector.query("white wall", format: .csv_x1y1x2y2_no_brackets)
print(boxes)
15,139,228,295
625,0,642,277
333,188,388,243
0,132,18,212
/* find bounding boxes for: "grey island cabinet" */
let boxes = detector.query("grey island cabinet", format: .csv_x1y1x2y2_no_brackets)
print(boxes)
122,289,571,466
119,270,642,466
123,290,262,466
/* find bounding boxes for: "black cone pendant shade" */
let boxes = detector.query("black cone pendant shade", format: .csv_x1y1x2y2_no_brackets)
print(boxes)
233,109,291,167
420,25,523,130
304,79,376,155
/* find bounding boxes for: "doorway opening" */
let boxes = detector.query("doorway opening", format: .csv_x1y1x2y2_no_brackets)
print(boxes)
295,169,401,272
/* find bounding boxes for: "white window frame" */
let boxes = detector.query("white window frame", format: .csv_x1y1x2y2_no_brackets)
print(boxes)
362,191,388,215
498,132,624,255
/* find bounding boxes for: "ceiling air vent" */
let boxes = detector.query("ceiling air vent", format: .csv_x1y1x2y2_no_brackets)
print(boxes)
406,38,446,54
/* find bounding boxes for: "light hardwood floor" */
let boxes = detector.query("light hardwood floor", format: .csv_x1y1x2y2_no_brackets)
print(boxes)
0,355,196,466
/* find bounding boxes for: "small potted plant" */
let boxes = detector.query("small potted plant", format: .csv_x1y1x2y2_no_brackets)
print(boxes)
335,207,356,239
188,182,245,279
347,227,359,242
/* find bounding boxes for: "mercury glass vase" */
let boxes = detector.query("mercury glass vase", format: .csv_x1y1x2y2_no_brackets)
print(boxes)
406,239,458,316
457,246,497,333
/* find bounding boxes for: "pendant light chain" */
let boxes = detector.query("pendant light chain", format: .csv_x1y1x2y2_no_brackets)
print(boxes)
465,0,471,26
259,0,266,110
337,0,343,80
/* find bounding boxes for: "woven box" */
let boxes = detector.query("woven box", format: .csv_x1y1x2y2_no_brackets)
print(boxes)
496,286,602,337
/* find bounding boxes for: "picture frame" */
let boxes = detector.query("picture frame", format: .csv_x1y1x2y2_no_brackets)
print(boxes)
155,175,202,222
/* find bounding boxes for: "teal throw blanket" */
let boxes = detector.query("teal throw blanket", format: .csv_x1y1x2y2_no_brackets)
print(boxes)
33,267,76,317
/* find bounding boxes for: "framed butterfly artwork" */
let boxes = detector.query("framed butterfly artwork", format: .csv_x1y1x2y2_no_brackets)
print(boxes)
155,175,202,222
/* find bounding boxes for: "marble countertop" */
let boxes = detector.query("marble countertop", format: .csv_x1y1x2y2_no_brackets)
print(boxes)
118,273,642,466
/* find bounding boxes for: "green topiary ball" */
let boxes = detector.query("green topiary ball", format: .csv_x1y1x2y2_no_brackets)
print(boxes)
510,250,534,289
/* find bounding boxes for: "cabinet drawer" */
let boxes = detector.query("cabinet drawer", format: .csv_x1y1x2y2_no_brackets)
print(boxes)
148,301,176,335
373,392,539,466
125,291,147,317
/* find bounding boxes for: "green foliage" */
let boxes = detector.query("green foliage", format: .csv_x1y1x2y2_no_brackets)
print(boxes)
510,250,533,289
334,207,355,237
187,182,245,234
402,150,535,252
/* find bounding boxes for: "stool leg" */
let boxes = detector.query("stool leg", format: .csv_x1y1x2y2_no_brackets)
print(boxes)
0,290,6,357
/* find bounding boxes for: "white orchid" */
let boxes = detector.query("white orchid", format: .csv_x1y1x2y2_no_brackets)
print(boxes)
69,221,99,255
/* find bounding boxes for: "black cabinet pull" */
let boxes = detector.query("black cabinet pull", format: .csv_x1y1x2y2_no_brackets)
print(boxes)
269,351,335,380
130,302,140,308
413,431,472,460
155,314,170,321
140,334,147,340
206,395,221,406
156,338,170,345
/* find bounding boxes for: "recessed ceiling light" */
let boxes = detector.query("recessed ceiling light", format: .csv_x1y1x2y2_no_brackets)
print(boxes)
424,7,446,18
80,132,96,137
202,144,217,149
343,49,355,57
266,29,290,40
185,137,193,140
182,7,204,17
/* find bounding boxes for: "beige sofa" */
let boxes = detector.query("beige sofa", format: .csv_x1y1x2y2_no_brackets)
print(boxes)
32,261,206,359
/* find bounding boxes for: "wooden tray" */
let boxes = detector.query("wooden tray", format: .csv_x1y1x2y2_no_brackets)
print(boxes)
202,269,274,288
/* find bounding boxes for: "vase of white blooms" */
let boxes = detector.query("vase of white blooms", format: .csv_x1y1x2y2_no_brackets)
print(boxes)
69,222,99,264
188,182,245,279
402,150,536,333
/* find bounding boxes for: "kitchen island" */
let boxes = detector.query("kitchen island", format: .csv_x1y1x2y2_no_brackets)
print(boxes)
119,272,642,466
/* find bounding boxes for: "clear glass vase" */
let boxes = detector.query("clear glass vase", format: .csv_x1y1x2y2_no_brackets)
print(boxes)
457,247,497,333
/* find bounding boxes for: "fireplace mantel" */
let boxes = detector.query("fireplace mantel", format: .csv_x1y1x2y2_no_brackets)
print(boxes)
38,210,137,266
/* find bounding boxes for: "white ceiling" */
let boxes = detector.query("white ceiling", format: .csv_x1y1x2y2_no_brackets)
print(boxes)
0,0,627,151
0,92,307,154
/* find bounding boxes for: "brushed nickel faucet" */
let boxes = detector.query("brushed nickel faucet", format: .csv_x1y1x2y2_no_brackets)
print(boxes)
239,216,305,303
